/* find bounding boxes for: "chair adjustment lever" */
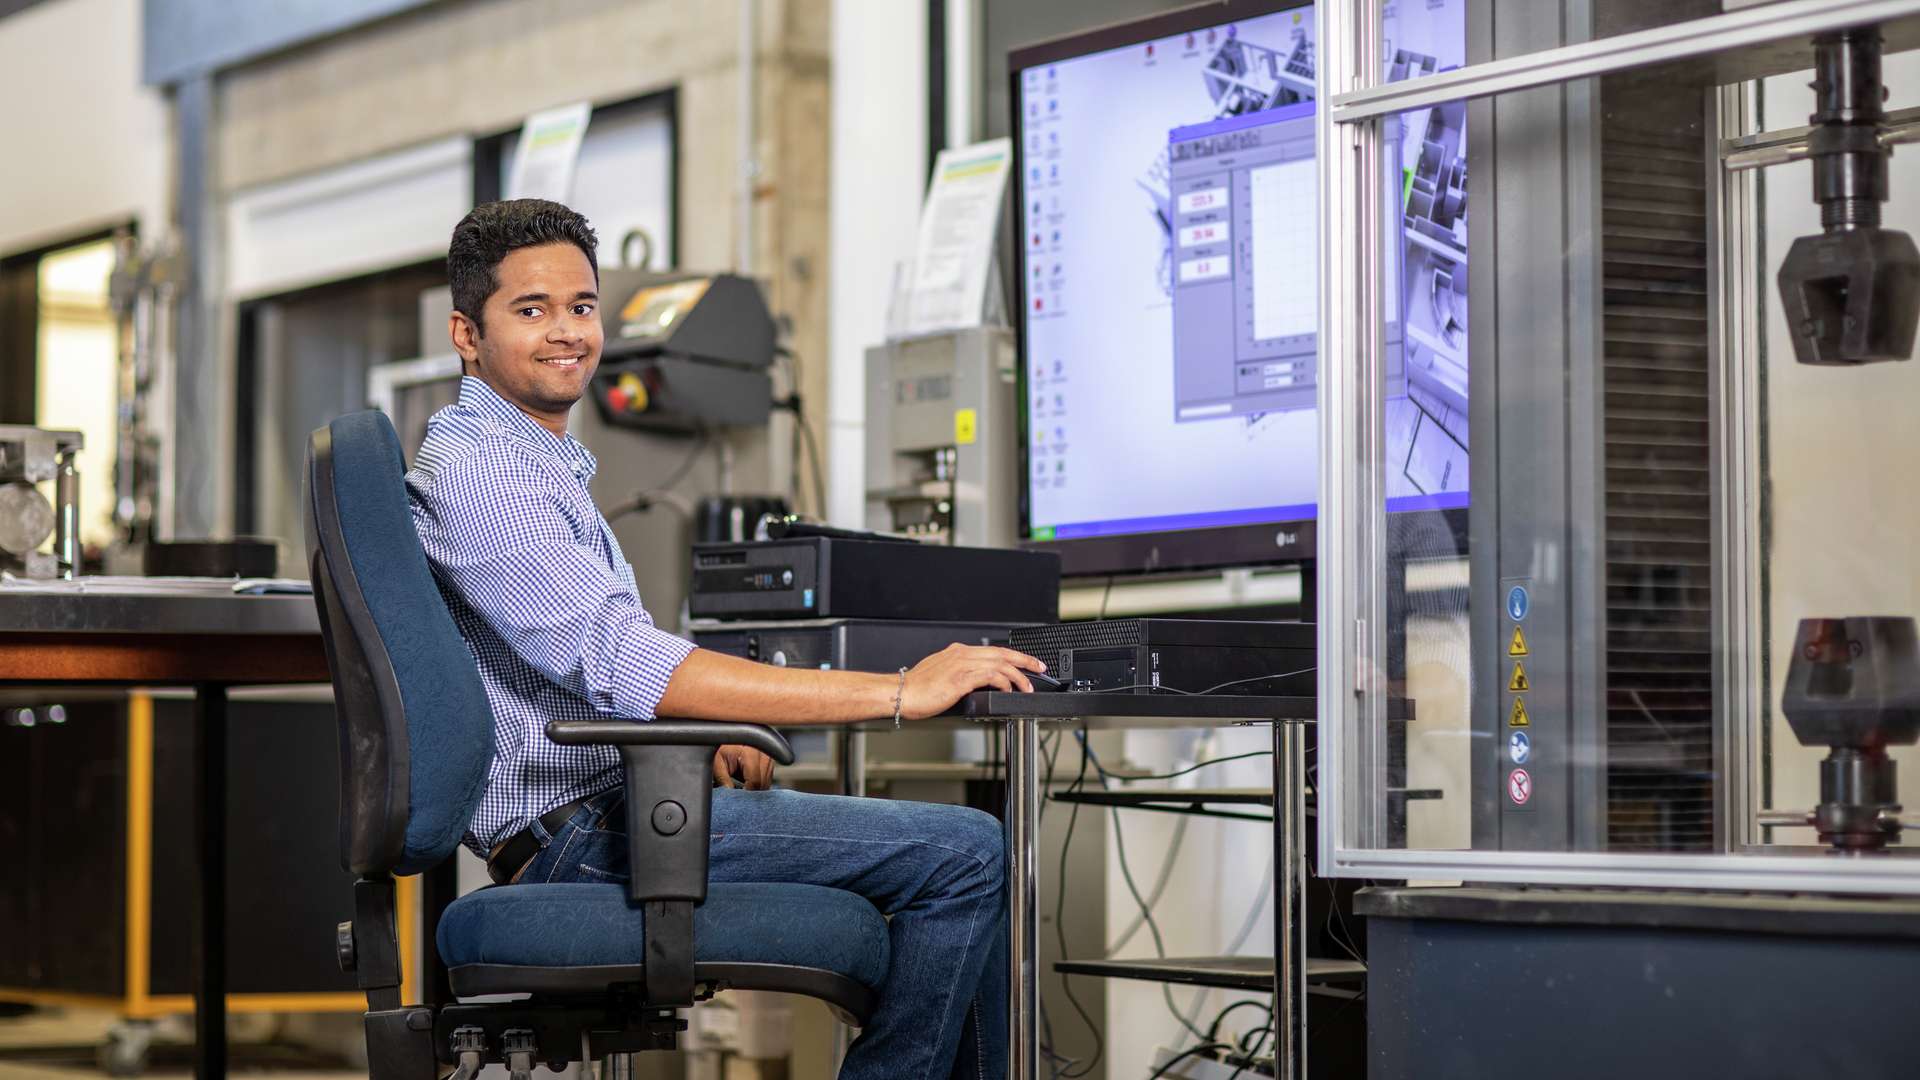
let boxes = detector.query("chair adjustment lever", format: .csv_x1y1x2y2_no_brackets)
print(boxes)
334,921,355,973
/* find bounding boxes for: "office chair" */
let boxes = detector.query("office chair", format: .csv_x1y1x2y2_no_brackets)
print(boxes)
305,410,889,1077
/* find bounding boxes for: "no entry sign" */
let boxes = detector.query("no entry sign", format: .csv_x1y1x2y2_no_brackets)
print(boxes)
1508,768,1532,806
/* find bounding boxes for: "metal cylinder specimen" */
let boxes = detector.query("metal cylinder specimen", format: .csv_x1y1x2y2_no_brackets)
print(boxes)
0,481,56,556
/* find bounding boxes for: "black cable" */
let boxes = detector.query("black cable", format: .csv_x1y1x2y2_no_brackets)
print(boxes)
796,403,827,518
1077,736,1272,784
1104,806,1191,957
1098,574,1115,618
1107,797,1212,1043
1065,665,1316,698
1050,728,1104,1078
1077,723,1212,1042
1035,729,1076,1080
1238,1023,1272,1056
1146,1042,1233,1080
777,348,828,517
1303,760,1367,968
1224,1025,1274,1080
1205,999,1273,1045
603,423,711,522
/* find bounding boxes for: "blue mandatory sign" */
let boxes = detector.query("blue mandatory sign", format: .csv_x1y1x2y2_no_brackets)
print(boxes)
1507,584,1531,622
1509,729,1532,766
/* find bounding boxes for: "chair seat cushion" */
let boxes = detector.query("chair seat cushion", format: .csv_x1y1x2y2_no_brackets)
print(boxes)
437,881,890,991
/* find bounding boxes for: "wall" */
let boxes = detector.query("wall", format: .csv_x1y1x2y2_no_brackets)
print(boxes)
1760,51,1920,842
0,0,169,257
825,0,926,525
210,0,832,535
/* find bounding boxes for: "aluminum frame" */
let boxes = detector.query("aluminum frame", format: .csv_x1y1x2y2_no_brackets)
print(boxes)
1328,0,1920,122
1712,82,1773,854
1316,0,1920,893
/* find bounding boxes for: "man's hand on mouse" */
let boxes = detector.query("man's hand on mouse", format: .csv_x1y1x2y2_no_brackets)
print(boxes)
899,643,1048,720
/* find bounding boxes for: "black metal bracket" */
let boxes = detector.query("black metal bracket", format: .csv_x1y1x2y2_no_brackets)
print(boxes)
351,876,404,1011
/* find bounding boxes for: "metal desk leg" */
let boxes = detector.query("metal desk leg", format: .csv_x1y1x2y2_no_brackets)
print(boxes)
1005,718,1039,1080
193,684,228,1080
840,728,868,797
1273,720,1307,1079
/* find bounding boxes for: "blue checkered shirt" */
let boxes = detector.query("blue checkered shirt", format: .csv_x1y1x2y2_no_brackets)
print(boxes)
407,376,696,854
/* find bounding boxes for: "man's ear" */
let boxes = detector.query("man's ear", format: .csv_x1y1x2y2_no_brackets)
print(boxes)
449,310,481,373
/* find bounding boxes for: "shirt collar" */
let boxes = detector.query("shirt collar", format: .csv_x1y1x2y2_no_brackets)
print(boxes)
457,375,598,481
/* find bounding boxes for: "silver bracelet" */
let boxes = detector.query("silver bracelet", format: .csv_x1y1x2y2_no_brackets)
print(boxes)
892,666,909,729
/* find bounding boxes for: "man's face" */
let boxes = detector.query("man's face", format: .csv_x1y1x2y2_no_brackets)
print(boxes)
451,242,602,434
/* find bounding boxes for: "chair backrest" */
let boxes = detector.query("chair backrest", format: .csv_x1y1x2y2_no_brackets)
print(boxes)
306,410,495,876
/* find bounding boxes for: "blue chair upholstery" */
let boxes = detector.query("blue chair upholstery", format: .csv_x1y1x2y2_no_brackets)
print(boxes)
318,410,493,875
306,410,889,1073
439,882,889,986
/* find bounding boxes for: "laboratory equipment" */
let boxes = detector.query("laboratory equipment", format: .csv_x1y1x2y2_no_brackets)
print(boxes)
0,425,83,579
863,327,1020,547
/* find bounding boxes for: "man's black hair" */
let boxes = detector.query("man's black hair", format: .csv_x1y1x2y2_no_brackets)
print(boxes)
447,198,599,334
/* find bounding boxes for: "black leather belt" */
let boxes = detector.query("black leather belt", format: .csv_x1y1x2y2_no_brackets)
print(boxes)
487,796,594,885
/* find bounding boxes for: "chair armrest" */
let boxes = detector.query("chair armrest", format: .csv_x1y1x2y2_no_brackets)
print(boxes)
539,719,794,906
544,719,795,764
537,720,796,1009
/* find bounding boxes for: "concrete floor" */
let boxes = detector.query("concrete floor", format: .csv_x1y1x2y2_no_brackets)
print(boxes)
0,997,842,1079
0,1006,364,1079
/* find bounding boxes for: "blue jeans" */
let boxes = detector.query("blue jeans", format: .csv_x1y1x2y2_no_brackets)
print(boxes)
518,786,1009,1080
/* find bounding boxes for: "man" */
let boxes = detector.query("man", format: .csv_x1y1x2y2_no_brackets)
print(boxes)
407,198,1043,1080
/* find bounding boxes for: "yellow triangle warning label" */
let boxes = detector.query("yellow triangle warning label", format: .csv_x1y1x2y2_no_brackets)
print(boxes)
1508,662,1530,693
1509,626,1530,657
1509,697,1531,727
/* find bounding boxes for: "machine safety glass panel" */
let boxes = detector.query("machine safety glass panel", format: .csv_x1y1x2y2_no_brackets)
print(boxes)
1322,5,1920,891
1377,0,1806,83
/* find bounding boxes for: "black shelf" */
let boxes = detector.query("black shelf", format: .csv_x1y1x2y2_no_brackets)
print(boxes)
1051,787,1293,822
1053,955,1366,993
1050,786,1441,822
953,692,1418,724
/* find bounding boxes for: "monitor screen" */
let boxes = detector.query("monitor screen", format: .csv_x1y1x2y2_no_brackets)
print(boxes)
1012,0,1469,577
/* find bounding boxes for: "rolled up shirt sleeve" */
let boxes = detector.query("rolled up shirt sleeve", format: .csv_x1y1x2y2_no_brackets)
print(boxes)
413,441,694,721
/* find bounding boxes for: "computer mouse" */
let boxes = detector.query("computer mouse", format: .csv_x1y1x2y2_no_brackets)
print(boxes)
1026,670,1064,692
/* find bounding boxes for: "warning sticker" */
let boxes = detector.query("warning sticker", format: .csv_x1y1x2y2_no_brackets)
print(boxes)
1508,626,1530,657
954,408,979,446
1509,729,1532,765
1508,662,1530,692
1508,768,1532,805
1509,697,1531,727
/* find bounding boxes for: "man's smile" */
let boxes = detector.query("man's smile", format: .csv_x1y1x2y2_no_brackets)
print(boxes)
536,354,586,368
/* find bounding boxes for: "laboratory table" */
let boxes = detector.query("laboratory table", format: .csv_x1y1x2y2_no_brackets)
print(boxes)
947,691,1329,1080
0,581,328,1080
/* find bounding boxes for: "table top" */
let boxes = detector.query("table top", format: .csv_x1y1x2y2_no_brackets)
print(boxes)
951,690,1316,728
0,579,320,636
0,579,328,684
1052,954,1367,991
945,690,1411,726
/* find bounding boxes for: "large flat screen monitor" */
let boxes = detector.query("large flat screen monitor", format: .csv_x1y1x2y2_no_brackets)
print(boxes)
1011,0,1469,578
